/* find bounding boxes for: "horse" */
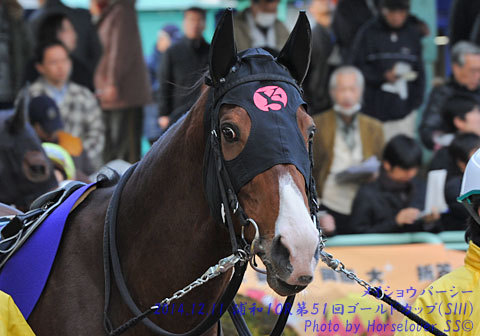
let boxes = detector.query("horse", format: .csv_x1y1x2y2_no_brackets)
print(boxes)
22,11,321,335
0,91,57,211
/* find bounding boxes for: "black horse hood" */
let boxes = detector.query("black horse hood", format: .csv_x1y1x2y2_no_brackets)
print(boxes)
214,49,310,192
203,9,313,225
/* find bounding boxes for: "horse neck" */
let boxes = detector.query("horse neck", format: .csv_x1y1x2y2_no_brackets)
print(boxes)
116,88,232,299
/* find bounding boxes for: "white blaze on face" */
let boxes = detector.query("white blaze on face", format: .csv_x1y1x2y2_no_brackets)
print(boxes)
275,172,319,284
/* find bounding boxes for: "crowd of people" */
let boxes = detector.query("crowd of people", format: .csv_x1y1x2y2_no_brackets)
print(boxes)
3,0,480,331
1,0,480,237
1,0,150,184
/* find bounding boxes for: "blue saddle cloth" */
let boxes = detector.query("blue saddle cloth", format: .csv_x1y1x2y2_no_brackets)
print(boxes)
0,183,95,319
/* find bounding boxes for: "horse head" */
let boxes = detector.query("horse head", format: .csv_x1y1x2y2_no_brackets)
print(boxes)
0,90,57,210
205,10,320,297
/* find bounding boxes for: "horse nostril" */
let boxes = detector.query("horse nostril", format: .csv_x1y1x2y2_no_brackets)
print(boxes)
30,165,46,176
271,235,292,272
297,275,313,285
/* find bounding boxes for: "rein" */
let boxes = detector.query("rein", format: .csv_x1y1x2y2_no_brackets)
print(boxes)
102,162,294,336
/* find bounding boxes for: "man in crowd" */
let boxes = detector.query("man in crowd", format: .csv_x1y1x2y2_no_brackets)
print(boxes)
395,148,480,336
419,41,480,150
0,0,31,111
303,0,336,114
349,135,439,234
442,133,480,231
313,66,384,235
332,0,380,63
29,40,104,171
233,0,289,54
351,0,425,141
429,94,480,173
158,7,209,130
28,0,102,81
449,0,480,47
95,0,151,163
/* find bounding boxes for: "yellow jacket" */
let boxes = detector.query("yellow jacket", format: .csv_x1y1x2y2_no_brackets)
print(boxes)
395,242,480,336
0,291,35,336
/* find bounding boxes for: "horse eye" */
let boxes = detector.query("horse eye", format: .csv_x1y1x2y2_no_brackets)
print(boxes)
221,125,238,142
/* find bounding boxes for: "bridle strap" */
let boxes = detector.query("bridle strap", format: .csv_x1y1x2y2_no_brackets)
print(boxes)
211,73,302,105
228,295,295,336
103,163,250,336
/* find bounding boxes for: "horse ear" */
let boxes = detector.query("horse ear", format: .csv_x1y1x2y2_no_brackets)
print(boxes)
209,8,237,86
8,87,29,134
277,11,312,85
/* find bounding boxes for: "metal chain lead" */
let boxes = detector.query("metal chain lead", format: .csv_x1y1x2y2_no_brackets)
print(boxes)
317,236,372,292
150,251,248,310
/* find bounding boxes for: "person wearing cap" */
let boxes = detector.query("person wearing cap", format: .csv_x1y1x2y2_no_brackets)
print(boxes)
28,95,64,143
233,0,289,54
28,94,93,180
394,148,480,336
351,0,425,141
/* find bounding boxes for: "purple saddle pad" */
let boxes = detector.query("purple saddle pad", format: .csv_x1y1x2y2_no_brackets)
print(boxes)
0,183,95,319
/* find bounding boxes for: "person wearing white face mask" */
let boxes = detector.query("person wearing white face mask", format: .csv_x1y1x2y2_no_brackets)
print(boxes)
312,66,385,235
233,0,289,54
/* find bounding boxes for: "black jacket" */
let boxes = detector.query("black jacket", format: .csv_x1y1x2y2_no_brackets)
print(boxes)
29,0,102,76
303,24,334,115
351,16,425,121
349,174,426,234
332,0,379,62
428,146,462,176
419,78,480,149
442,175,469,231
158,37,209,125
449,0,480,47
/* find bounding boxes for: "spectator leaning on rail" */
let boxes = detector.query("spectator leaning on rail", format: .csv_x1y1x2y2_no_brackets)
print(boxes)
233,0,289,54
28,40,105,172
157,7,209,131
350,0,425,141
349,135,440,234
419,41,480,150
394,148,480,336
313,66,384,236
